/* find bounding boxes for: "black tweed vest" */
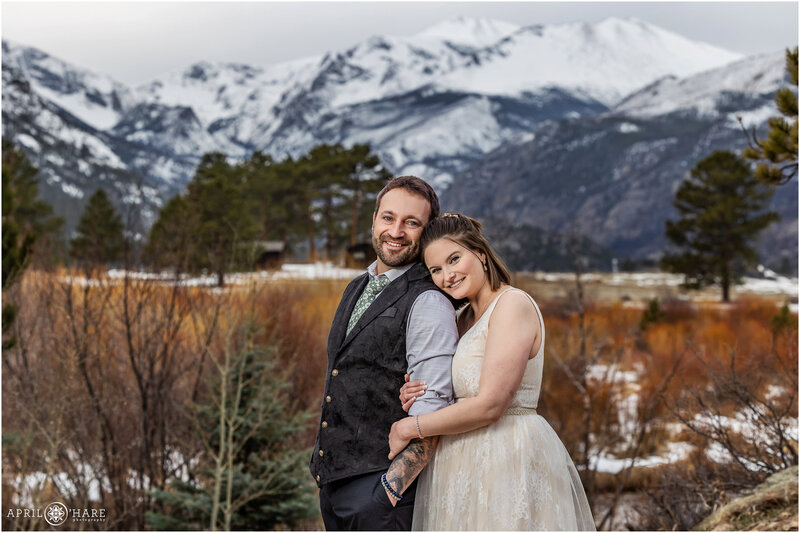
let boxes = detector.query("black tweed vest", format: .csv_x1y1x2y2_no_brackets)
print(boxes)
309,262,439,487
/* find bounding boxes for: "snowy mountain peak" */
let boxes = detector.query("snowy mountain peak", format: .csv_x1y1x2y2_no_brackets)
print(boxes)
414,16,520,47
2,40,135,131
615,51,786,119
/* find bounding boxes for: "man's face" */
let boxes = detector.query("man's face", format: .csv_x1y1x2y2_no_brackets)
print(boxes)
372,188,432,274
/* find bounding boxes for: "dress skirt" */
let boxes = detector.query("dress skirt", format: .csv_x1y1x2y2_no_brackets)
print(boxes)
412,411,596,531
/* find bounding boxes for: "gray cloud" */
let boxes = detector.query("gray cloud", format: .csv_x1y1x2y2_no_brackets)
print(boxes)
2,1,797,86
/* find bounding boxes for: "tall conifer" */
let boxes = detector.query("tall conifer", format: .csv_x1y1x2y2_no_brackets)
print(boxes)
661,151,779,301
2,140,64,349
69,188,125,266
185,153,259,286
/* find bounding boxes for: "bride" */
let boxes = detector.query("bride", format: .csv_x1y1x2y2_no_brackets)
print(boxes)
387,213,595,531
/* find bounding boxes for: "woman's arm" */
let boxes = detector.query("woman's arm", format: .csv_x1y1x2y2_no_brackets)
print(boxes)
389,290,540,459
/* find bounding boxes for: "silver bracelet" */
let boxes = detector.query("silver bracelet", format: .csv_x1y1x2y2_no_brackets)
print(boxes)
415,415,423,439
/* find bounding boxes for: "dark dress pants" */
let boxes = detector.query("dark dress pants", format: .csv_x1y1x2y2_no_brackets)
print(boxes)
319,471,417,531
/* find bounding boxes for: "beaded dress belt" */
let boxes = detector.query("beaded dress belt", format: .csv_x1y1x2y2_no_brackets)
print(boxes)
505,406,537,416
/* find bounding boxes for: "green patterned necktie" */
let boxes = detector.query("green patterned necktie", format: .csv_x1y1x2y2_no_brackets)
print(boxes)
347,274,391,335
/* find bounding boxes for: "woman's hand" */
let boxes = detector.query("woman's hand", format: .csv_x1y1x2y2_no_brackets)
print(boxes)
388,417,415,460
399,373,427,412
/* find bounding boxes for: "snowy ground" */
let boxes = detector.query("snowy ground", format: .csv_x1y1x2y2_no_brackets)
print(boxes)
54,264,798,312
85,264,797,298
532,270,797,299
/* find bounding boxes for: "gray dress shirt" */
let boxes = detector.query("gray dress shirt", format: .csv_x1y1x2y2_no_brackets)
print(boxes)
366,261,458,415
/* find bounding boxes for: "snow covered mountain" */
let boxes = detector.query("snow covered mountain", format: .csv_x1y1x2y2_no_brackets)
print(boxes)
131,16,739,188
1,16,766,250
2,45,174,236
2,40,136,130
443,50,796,270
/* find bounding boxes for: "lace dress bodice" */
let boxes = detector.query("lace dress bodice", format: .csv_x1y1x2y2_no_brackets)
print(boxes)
452,287,544,409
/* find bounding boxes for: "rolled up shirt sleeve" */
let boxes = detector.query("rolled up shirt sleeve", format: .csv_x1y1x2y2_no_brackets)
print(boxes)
406,290,459,416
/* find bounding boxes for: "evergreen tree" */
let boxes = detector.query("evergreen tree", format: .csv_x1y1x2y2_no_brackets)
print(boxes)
240,151,290,242
184,153,260,286
144,194,198,273
293,143,390,260
145,341,317,530
661,151,779,301
340,144,391,246
69,188,125,267
741,47,798,185
2,140,64,349
146,145,389,271
2,140,65,270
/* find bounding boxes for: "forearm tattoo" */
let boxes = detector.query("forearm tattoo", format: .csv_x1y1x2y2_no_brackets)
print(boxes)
385,436,439,495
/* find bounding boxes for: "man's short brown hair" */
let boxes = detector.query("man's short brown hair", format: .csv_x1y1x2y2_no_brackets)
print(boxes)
374,176,440,222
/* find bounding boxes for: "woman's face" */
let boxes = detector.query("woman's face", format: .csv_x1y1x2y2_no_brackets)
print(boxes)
423,238,486,300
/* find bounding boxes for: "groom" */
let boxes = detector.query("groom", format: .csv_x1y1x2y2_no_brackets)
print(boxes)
310,176,458,530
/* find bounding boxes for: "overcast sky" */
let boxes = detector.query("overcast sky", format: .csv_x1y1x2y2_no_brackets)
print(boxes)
2,1,798,86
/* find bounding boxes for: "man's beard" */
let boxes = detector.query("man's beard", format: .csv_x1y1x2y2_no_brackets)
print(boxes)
373,234,420,268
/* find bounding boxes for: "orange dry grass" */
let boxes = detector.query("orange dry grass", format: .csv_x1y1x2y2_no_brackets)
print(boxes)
3,270,796,514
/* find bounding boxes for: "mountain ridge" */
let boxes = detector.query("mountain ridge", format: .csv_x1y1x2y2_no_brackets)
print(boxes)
2,17,793,267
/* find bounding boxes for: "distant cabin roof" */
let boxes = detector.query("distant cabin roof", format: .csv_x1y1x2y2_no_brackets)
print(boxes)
255,241,286,252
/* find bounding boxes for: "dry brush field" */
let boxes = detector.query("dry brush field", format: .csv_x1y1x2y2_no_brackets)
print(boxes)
2,268,797,530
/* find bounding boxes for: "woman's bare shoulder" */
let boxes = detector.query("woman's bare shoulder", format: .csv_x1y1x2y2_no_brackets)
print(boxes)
491,287,538,328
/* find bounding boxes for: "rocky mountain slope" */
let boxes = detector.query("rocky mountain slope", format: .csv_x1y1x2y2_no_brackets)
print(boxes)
2,17,742,238
442,52,796,269
3,17,793,269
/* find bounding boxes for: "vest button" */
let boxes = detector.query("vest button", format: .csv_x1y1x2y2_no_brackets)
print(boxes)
316,475,321,482
326,395,332,403
319,450,324,457
321,421,328,428
332,369,339,377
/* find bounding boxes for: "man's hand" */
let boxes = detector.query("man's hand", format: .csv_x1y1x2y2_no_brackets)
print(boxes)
388,417,416,460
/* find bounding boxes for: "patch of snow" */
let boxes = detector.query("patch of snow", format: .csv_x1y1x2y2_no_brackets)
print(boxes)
53,128,127,169
92,263,365,288
617,122,640,133
587,363,640,384
61,182,84,198
590,441,694,474
695,411,798,471
729,104,778,129
45,152,65,166
36,85,122,130
15,133,41,152
413,17,520,48
739,276,798,298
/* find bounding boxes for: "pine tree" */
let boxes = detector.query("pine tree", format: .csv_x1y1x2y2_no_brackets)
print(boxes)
145,341,317,530
69,188,125,267
2,140,64,349
661,151,779,301
740,47,798,185
240,151,290,242
340,144,391,246
143,194,197,273
293,143,390,260
185,153,260,286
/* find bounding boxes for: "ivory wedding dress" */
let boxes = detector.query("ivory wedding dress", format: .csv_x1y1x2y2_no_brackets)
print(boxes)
412,288,596,530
